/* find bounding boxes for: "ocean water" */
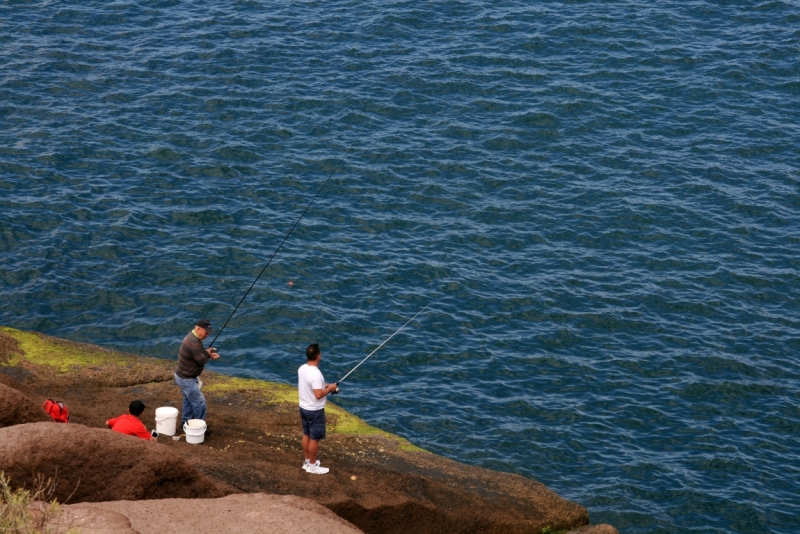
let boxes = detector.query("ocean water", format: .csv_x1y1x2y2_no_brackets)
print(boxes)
2,1,799,532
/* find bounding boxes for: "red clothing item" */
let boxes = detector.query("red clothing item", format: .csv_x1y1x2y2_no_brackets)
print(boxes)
106,414,152,440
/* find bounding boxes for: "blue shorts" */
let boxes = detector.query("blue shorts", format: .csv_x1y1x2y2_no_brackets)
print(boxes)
300,408,326,441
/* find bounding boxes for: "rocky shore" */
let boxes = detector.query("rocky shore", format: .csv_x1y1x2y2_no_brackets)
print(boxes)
0,327,617,534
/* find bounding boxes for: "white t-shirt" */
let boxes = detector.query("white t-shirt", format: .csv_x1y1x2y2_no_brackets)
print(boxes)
298,363,326,411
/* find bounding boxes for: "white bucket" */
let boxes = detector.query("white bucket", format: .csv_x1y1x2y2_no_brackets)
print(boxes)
184,419,207,445
154,407,179,436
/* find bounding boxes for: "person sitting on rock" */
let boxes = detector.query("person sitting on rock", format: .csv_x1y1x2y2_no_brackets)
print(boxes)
106,400,156,441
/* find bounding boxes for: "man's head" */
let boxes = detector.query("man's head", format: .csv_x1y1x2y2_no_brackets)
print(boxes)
129,400,145,417
194,319,212,339
306,343,321,362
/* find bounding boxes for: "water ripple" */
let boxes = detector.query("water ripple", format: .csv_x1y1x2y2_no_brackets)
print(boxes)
2,1,799,533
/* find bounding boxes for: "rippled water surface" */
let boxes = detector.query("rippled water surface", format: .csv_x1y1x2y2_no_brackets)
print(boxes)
2,1,799,532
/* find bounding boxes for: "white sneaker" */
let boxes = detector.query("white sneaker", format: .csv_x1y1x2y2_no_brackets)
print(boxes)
305,463,329,475
302,460,319,472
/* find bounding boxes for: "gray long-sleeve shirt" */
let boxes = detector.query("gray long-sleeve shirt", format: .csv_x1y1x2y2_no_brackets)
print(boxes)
175,331,210,379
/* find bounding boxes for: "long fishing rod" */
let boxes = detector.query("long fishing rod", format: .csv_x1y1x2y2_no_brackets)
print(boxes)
209,160,344,348
332,303,431,393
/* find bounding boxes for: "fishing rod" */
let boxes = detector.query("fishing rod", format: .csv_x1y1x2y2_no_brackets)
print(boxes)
209,159,345,348
331,303,432,394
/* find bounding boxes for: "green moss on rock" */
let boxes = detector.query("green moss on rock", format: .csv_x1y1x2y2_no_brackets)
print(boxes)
205,375,425,451
0,327,132,372
0,327,426,452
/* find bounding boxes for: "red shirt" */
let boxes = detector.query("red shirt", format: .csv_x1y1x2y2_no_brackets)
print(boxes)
106,414,152,440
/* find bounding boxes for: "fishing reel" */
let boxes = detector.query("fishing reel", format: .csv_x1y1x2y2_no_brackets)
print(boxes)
330,383,340,395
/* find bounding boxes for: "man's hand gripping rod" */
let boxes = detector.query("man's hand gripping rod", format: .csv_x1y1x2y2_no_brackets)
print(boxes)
331,303,432,395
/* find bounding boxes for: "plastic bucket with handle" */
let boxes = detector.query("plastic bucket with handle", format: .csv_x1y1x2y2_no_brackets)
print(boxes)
184,419,207,444
154,407,179,436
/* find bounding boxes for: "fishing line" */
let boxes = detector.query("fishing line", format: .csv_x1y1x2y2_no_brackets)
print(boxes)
209,159,345,347
333,303,432,392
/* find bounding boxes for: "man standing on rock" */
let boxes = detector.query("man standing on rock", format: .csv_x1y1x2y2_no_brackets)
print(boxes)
298,343,338,475
175,319,219,434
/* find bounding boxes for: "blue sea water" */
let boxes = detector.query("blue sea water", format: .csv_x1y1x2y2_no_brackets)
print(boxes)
2,0,799,531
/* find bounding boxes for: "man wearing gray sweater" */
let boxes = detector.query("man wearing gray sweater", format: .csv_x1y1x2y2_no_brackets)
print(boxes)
175,319,219,431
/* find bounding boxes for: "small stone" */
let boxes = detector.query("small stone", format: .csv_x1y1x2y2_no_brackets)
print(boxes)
351,476,357,481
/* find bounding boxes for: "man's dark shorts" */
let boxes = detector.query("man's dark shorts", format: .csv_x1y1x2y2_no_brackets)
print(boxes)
299,407,326,441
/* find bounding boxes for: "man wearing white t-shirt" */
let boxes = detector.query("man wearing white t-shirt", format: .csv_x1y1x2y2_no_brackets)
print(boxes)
298,343,339,475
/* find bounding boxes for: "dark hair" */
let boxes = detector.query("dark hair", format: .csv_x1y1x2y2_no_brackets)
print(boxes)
306,343,320,361
129,400,145,416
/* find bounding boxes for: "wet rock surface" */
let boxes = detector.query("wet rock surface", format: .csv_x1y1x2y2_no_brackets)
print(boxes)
565,525,620,534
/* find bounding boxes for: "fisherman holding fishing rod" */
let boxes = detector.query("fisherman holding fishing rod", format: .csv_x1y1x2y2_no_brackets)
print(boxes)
175,319,219,433
298,343,338,474
188,158,430,475
186,162,342,441
296,305,430,474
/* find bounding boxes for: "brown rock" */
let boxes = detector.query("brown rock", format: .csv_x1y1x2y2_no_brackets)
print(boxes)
58,506,137,534
0,382,50,428
0,422,224,503
566,525,620,534
0,327,615,533
67,493,365,534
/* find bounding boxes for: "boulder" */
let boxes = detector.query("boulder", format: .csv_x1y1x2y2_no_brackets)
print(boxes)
66,493,365,534
58,506,137,534
0,382,50,428
0,422,224,503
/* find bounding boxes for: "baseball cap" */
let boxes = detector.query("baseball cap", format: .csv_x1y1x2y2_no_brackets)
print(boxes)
195,319,213,331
